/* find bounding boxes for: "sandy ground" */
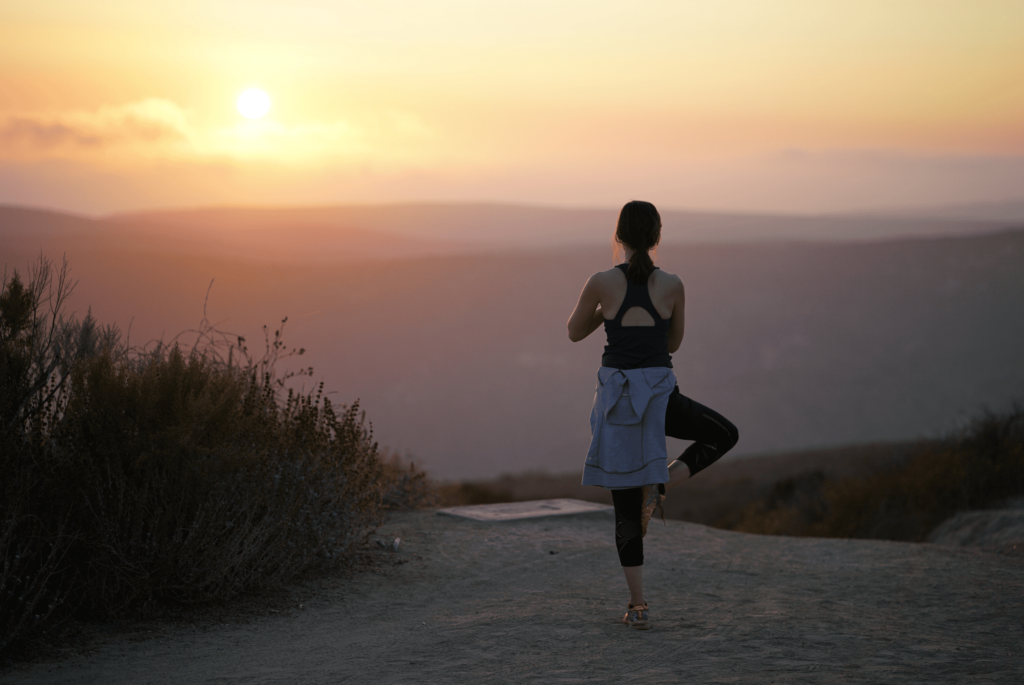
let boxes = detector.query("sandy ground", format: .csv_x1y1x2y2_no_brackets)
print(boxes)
5,509,1024,685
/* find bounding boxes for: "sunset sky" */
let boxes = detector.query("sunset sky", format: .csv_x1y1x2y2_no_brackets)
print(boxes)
1,0,1022,214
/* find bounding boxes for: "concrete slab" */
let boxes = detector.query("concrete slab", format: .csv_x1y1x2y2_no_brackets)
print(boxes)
436,498,612,522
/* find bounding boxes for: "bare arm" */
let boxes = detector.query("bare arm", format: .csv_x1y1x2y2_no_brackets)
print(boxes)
567,275,606,342
667,277,686,353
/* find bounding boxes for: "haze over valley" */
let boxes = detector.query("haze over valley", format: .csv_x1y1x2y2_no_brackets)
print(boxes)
4,203,1022,480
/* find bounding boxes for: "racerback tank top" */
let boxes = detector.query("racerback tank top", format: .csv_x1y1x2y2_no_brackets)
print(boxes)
601,263,673,369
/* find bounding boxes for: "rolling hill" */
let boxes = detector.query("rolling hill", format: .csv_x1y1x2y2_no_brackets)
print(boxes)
3,204,1022,479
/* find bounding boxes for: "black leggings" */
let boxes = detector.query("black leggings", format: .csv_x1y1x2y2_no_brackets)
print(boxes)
664,386,740,478
612,386,738,567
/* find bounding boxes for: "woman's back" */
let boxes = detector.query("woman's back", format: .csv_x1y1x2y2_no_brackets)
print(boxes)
599,265,677,324
601,264,674,369
574,264,685,366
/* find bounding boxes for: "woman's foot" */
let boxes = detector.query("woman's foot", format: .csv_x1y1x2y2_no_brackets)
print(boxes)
640,484,665,537
623,602,651,630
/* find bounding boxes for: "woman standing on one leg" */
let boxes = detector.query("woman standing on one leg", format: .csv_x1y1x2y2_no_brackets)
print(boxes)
567,200,738,631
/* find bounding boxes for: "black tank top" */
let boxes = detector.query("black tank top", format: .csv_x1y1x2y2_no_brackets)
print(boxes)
601,264,673,369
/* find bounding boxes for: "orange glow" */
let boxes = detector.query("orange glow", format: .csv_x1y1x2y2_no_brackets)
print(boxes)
1,0,1022,213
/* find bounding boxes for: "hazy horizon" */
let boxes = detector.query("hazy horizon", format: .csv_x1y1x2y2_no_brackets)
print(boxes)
6,196,1022,268
3,204,1022,480
5,196,1024,225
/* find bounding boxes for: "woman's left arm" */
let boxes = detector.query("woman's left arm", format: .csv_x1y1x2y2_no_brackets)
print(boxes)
567,275,605,342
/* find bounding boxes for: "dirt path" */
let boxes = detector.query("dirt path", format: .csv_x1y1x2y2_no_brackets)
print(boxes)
6,510,1023,684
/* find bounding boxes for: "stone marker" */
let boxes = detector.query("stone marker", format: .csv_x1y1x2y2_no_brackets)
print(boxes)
928,507,1024,547
437,498,612,522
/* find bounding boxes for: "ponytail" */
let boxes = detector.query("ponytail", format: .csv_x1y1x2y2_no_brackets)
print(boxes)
615,200,662,285
626,247,656,285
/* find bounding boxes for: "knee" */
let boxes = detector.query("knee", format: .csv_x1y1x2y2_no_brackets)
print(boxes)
708,413,739,453
724,421,739,452
616,513,642,548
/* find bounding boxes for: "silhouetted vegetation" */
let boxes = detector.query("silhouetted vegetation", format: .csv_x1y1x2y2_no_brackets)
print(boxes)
377,449,438,511
437,482,516,506
726,408,1024,540
442,416,1023,544
1,257,426,656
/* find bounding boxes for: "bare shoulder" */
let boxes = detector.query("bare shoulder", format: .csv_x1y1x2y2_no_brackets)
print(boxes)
586,266,626,290
594,266,626,281
652,268,684,294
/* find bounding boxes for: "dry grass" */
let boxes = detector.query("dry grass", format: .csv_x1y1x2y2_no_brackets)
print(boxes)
1,257,428,657
730,407,1024,541
378,450,439,511
439,416,1024,545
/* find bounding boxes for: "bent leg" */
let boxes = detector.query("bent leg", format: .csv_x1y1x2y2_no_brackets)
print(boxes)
664,387,739,477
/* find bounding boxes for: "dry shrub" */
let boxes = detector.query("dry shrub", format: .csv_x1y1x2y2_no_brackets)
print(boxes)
2,346,385,652
1,257,430,656
52,349,384,612
731,407,1024,541
0,476,73,656
377,450,438,510
729,471,829,537
435,482,515,506
2,259,83,653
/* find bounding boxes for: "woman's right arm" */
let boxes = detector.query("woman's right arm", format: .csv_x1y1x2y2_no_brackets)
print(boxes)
667,277,686,353
567,274,605,342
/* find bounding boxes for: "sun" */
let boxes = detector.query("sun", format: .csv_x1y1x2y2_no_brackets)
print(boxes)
237,89,271,119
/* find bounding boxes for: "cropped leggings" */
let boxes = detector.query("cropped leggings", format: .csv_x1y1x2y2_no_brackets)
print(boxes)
613,386,739,567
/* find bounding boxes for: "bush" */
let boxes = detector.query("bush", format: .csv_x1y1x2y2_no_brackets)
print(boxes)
377,450,439,511
2,258,93,653
436,482,515,506
50,349,384,612
1,257,426,656
730,407,1024,541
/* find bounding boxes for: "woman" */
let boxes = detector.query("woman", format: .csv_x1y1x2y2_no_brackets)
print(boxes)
567,200,738,630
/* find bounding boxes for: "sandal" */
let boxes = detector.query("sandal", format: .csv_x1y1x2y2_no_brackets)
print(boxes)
640,484,666,538
623,602,651,630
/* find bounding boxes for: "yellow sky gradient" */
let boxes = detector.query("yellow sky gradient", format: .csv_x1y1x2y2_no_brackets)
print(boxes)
1,0,1022,214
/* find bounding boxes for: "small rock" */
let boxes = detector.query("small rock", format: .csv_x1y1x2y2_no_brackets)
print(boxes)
392,537,401,552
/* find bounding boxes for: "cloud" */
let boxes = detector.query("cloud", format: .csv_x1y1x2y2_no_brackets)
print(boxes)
1,99,193,156
0,99,436,167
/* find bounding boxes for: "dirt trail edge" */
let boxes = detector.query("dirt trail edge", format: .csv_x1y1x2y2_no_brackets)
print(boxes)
6,510,1023,684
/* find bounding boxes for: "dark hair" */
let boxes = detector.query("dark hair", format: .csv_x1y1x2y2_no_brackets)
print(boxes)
615,200,661,284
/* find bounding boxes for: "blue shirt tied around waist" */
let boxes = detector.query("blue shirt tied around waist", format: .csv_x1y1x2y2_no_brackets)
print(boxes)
582,366,677,488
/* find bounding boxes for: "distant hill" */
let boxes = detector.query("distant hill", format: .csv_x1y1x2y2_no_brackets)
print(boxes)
3,204,1023,480
110,203,1011,248
867,198,1024,224
0,204,459,264
4,202,1012,260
